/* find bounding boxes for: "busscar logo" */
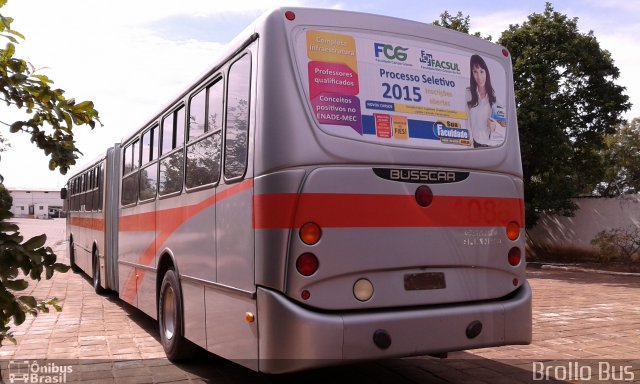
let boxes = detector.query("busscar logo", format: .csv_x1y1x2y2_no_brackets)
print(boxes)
373,168,469,184
374,43,408,62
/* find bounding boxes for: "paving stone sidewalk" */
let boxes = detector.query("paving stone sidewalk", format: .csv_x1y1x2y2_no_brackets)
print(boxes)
1,218,640,383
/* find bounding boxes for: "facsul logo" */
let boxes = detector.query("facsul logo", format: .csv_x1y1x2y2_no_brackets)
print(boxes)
419,50,461,74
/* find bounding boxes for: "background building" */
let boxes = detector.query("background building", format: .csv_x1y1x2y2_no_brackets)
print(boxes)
8,188,64,219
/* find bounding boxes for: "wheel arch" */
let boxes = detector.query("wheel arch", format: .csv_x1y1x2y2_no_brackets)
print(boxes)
156,250,180,314
68,233,78,271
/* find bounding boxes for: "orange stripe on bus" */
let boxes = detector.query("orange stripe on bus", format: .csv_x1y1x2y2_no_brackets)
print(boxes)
69,217,105,231
254,194,525,229
117,182,522,303
120,179,254,303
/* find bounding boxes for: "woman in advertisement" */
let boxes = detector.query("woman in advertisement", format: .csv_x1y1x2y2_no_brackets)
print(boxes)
466,54,506,148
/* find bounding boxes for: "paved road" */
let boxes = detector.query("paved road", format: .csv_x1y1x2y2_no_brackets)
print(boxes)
1,218,640,383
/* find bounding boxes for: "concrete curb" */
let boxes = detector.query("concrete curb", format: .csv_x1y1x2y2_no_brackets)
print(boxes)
528,262,640,277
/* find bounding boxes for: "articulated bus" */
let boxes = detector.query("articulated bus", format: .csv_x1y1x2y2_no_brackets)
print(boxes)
63,8,531,373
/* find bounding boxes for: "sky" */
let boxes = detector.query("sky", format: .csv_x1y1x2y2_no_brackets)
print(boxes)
0,0,638,189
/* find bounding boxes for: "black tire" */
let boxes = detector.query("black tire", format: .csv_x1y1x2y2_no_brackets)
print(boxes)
92,250,105,294
158,269,193,360
69,239,80,273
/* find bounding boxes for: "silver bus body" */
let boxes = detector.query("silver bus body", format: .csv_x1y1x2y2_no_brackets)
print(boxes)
64,7,531,373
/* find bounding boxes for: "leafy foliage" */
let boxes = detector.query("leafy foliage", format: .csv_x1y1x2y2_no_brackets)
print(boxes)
437,3,631,227
591,227,640,263
0,3,100,174
498,3,630,226
0,183,11,210
433,11,491,40
0,210,70,344
0,0,100,346
596,118,640,196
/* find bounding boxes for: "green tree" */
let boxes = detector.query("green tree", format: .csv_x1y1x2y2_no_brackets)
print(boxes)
0,0,101,345
433,11,491,40
596,118,640,196
437,4,630,227
0,183,11,210
498,3,630,226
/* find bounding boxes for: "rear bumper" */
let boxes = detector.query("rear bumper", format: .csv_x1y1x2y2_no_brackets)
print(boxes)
257,282,532,373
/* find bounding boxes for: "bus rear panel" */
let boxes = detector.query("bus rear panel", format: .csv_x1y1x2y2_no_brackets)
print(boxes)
252,8,530,372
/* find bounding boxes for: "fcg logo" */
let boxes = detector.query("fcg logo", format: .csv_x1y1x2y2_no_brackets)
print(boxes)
374,43,408,61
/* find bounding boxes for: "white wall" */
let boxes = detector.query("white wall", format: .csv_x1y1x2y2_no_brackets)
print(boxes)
528,195,640,251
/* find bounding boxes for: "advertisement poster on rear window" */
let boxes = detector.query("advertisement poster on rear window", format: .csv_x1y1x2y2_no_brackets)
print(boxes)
296,29,509,149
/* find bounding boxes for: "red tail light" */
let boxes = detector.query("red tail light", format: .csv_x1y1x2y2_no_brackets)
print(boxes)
506,221,520,241
296,253,319,276
415,185,433,207
300,222,322,245
508,247,522,266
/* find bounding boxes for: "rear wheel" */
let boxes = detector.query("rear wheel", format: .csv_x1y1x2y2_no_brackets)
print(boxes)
92,250,105,294
158,269,192,360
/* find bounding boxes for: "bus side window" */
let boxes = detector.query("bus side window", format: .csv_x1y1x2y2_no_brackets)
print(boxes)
188,88,206,141
96,164,103,211
151,125,159,161
73,178,78,211
186,78,223,189
122,140,140,206
141,126,157,165
175,106,185,148
70,178,74,211
87,169,94,211
80,173,86,211
140,126,159,202
92,168,97,211
123,143,132,174
159,106,185,196
224,54,251,181
140,162,158,201
161,113,174,156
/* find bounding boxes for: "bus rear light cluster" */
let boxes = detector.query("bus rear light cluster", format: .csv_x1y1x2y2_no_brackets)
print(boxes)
300,222,322,245
296,253,319,276
508,247,522,266
506,221,520,241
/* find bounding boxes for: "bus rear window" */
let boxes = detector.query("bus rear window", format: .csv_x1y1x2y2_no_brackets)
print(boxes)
295,29,510,149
